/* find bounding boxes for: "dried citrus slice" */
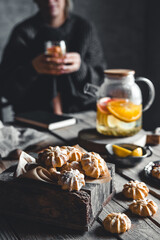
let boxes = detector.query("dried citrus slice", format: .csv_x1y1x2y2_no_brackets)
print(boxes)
131,147,143,157
112,145,132,157
107,99,142,122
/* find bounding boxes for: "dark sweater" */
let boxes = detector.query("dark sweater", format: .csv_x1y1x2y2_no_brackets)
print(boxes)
0,12,106,114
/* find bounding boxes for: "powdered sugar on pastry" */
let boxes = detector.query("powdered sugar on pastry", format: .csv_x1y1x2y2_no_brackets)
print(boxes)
37,146,69,168
81,152,109,179
61,146,82,162
60,161,84,174
58,169,85,191
129,198,158,216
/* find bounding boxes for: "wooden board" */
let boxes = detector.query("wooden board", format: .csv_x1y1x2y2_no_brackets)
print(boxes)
0,163,115,231
78,128,146,154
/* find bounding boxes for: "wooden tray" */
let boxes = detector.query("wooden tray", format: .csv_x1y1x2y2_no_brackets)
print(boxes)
78,128,146,154
0,163,115,231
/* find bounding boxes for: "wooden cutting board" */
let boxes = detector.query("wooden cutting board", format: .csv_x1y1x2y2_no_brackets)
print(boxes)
78,128,146,154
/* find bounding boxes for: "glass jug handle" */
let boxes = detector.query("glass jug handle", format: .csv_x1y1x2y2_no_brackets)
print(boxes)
135,77,155,112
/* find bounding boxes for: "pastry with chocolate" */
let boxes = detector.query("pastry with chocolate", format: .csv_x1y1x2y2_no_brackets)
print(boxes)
152,166,160,179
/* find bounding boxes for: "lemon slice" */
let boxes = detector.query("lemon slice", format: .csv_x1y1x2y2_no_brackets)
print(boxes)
107,115,118,128
117,121,136,130
112,145,132,157
131,147,143,157
108,115,136,130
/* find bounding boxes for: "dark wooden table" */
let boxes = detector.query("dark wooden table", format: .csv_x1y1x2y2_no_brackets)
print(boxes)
0,111,160,240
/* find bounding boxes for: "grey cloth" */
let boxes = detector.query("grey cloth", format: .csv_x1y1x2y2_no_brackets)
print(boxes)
0,12,106,114
0,121,47,158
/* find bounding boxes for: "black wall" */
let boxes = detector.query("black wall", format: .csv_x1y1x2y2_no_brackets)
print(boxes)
0,0,160,129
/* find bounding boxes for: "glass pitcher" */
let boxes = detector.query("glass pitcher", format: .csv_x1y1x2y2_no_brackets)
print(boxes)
84,69,155,137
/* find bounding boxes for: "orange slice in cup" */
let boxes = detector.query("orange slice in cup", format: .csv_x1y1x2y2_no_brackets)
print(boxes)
131,147,143,157
107,99,142,122
112,145,132,157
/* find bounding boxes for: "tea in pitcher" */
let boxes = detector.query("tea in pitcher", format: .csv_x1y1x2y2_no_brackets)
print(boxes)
97,97,142,136
84,69,155,137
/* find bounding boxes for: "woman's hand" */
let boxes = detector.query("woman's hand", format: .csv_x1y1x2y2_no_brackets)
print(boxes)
61,53,81,74
32,54,63,75
32,52,81,75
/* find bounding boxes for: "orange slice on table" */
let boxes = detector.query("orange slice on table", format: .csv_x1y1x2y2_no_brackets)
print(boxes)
107,99,142,122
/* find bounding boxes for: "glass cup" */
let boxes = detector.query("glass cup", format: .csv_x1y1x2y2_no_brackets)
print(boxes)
45,40,66,57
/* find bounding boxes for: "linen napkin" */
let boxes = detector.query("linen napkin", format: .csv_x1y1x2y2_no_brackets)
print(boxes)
0,121,47,158
15,151,54,183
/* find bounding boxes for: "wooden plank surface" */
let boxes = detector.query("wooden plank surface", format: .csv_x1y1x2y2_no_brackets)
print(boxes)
113,173,160,228
25,133,66,152
99,200,160,240
5,216,117,240
118,146,160,199
52,111,96,145
98,173,160,239
0,216,19,240
0,111,160,239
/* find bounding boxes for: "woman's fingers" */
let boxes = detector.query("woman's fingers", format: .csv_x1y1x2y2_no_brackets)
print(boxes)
45,56,64,64
62,53,81,73
32,52,81,75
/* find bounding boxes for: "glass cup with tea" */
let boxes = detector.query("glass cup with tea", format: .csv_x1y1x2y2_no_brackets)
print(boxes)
45,40,66,57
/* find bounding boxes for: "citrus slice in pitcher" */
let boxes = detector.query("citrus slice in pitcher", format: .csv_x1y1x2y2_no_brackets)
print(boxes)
107,115,136,129
107,99,142,122
97,97,111,113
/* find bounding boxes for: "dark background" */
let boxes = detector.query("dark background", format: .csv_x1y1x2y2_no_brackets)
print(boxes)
0,0,160,130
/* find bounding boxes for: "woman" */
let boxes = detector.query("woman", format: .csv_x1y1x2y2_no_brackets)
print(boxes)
1,0,106,115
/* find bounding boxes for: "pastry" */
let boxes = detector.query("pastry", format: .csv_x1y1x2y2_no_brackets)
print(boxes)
61,146,82,162
129,199,158,216
37,146,69,168
103,213,131,233
152,166,160,179
60,161,84,174
81,152,109,179
58,169,85,191
123,180,149,199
